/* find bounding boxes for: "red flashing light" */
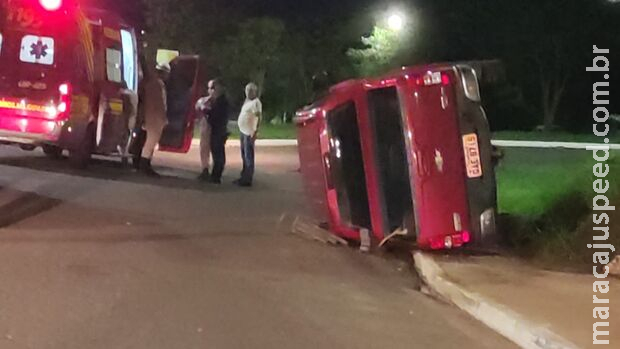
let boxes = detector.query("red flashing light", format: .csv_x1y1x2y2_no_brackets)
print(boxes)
441,73,450,86
461,231,471,243
40,0,62,11
57,83,72,120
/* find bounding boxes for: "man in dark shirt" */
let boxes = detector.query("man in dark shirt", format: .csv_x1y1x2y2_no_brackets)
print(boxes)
196,79,230,184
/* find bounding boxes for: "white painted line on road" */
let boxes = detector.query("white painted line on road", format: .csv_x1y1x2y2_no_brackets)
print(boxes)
492,140,620,150
191,138,620,149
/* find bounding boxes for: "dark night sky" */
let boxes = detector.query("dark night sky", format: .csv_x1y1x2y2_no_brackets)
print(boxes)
88,0,383,28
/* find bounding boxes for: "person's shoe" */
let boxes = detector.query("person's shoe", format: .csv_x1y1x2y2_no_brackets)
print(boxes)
132,155,141,170
140,158,160,178
233,178,252,187
197,169,211,181
209,177,222,184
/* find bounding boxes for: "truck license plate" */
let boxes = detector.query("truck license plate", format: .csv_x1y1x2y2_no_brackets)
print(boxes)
463,133,483,178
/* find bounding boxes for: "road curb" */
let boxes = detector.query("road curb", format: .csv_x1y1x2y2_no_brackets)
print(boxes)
412,252,579,349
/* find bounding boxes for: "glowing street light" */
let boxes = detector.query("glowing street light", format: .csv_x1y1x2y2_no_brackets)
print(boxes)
387,12,405,31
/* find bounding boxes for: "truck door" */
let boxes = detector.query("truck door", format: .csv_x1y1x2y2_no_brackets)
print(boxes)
159,55,200,153
95,26,132,154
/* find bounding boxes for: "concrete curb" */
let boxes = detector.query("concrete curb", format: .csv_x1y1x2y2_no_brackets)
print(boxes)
412,252,579,349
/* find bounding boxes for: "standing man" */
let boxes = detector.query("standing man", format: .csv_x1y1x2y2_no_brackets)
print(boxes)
235,82,262,187
196,79,229,183
139,63,169,177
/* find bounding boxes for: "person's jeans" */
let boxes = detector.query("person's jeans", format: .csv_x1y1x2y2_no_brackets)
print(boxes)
199,118,212,171
210,132,227,181
240,134,255,183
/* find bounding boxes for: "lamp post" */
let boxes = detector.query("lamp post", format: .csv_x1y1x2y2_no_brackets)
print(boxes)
387,12,405,32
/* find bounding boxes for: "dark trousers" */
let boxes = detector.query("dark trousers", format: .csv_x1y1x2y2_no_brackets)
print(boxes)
210,132,227,181
240,134,255,183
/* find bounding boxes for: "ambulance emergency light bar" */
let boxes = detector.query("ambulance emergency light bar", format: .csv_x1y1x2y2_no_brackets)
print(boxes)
40,0,62,11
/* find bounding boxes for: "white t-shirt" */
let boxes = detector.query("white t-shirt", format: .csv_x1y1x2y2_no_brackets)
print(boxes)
237,98,262,136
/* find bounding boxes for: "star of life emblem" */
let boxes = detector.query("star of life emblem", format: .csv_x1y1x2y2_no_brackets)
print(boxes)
20,35,54,65
30,40,49,59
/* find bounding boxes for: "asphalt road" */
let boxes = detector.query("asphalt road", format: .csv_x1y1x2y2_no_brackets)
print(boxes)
0,145,516,349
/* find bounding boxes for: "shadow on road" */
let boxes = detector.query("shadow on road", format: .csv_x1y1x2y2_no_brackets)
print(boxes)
0,154,291,193
0,189,62,228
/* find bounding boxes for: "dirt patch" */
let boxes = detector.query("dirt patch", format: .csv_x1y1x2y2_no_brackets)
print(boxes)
573,197,620,269
500,195,619,273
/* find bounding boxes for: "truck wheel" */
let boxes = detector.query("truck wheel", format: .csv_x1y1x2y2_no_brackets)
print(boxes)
42,144,63,159
19,144,36,151
69,123,95,169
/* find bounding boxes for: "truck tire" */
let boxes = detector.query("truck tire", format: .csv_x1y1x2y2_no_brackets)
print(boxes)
69,123,95,169
42,144,63,159
19,144,36,151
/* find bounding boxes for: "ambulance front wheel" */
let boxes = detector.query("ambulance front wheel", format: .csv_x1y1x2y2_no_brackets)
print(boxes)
69,123,95,169
42,144,63,159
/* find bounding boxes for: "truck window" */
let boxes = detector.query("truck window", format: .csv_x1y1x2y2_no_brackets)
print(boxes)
105,48,122,83
326,101,371,230
120,30,136,91
19,35,54,65
368,87,415,233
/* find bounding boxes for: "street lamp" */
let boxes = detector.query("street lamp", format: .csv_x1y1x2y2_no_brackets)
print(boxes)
387,12,405,31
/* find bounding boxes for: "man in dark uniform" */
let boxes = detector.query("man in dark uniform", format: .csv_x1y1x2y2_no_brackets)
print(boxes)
196,79,230,184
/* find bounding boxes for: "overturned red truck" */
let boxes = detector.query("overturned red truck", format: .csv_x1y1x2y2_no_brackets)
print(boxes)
295,64,498,250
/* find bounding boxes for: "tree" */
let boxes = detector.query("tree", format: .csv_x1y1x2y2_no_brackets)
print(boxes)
142,0,205,54
213,18,285,96
347,26,402,76
211,17,285,110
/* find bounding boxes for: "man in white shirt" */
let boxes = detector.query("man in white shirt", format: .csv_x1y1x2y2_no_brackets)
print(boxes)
234,82,262,187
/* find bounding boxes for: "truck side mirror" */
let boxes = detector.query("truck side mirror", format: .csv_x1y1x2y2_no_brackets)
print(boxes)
491,145,504,167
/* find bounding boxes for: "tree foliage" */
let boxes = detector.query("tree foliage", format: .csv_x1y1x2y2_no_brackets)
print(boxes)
347,26,401,76
213,18,285,95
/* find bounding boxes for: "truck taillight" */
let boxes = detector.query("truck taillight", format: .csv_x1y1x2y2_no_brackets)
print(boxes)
57,83,71,120
414,72,451,87
427,231,471,250
40,0,62,11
